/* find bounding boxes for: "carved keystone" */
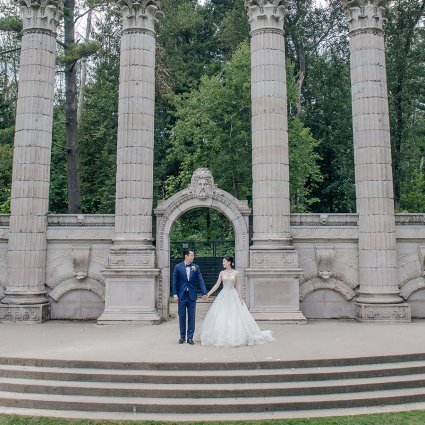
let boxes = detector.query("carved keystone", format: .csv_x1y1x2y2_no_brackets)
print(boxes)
315,245,335,280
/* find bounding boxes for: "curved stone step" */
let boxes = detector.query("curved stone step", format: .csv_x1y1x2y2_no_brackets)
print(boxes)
1,352,425,370
1,374,425,398
1,387,425,413
0,361,425,384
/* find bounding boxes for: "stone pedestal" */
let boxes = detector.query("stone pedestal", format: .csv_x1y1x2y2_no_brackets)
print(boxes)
245,0,305,322
356,303,411,323
98,245,161,324
247,248,306,323
1,0,63,322
0,304,50,324
342,0,409,322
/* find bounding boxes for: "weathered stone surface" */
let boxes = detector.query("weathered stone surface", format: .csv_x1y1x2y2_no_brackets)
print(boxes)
2,0,63,320
342,0,407,321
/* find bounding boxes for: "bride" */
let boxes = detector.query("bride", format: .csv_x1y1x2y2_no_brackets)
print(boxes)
199,256,275,347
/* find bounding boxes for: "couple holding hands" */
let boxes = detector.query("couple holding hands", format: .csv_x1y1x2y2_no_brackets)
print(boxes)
172,249,274,348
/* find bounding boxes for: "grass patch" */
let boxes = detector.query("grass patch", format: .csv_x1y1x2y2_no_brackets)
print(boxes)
2,411,425,425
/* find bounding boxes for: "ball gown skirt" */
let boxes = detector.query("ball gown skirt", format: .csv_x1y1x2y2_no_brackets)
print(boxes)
199,277,275,347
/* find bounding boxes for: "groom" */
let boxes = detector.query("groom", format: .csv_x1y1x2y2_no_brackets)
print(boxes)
172,249,207,345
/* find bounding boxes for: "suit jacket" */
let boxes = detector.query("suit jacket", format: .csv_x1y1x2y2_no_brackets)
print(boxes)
172,262,207,301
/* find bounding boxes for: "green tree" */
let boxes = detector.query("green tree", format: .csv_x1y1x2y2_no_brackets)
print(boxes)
386,0,425,210
0,2,20,212
163,42,322,212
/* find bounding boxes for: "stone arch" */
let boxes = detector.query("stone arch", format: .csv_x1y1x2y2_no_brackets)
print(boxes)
299,274,357,301
399,271,425,300
154,168,251,319
47,273,106,302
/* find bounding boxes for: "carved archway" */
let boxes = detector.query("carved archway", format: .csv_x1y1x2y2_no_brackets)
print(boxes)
154,168,251,319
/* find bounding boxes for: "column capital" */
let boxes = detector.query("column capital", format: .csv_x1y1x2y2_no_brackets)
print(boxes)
117,0,163,34
245,0,289,34
18,0,63,34
341,0,388,34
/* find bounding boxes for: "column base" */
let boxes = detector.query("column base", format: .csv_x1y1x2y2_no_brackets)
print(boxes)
250,309,307,324
97,268,162,325
355,302,411,323
0,304,50,324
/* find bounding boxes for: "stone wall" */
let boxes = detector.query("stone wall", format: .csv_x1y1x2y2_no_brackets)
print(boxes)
0,213,424,320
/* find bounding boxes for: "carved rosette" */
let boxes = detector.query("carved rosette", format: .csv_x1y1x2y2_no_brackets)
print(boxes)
341,0,388,34
117,0,163,33
19,0,63,34
245,0,289,34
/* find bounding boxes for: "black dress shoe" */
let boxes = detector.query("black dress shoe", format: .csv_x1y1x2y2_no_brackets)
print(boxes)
178,338,185,344
187,338,194,345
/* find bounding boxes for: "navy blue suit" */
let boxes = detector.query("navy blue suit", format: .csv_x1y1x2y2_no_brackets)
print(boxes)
172,262,207,340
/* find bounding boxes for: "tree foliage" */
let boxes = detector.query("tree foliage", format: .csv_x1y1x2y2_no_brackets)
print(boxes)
1,0,424,226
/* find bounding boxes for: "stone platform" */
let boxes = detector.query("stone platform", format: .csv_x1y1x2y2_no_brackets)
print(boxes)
1,313,425,421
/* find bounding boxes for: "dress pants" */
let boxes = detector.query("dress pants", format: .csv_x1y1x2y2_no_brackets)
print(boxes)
178,291,196,340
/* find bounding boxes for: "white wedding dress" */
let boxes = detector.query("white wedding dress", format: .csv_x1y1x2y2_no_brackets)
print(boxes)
199,275,275,347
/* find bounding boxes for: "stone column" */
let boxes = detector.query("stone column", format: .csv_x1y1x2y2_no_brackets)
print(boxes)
342,0,410,321
244,0,305,323
0,0,63,323
98,0,162,324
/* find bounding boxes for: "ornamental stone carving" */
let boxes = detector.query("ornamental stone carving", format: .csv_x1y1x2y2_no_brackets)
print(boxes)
188,168,217,200
19,0,63,33
72,246,91,280
245,0,289,32
117,0,163,32
315,245,335,280
341,0,388,33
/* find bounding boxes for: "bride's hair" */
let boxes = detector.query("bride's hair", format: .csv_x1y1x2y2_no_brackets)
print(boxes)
224,255,235,268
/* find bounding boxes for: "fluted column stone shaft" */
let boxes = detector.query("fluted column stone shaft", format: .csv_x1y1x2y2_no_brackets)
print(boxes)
343,0,409,320
3,0,62,306
98,0,162,324
246,0,291,247
244,1,305,323
114,0,162,245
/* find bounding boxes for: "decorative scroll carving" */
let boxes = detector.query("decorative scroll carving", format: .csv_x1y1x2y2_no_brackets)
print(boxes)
245,0,289,32
0,304,49,323
315,245,335,280
251,251,297,268
299,277,357,301
355,303,410,322
72,246,91,280
341,0,388,34
188,168,217,200
117,0,163,32
19,0,63,33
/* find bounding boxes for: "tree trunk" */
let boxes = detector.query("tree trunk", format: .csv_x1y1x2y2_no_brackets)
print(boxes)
64,0,82,213
77,9,92,129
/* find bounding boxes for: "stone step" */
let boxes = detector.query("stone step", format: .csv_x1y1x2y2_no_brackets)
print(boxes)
1,352,425,369
0,361,425,384
1,373,425,398
1,387,425,413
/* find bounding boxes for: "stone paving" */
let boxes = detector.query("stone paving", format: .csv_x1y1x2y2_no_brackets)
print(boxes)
1,314,425,364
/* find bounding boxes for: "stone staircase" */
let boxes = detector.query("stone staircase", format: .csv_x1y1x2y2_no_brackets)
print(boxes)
1,354,425,420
